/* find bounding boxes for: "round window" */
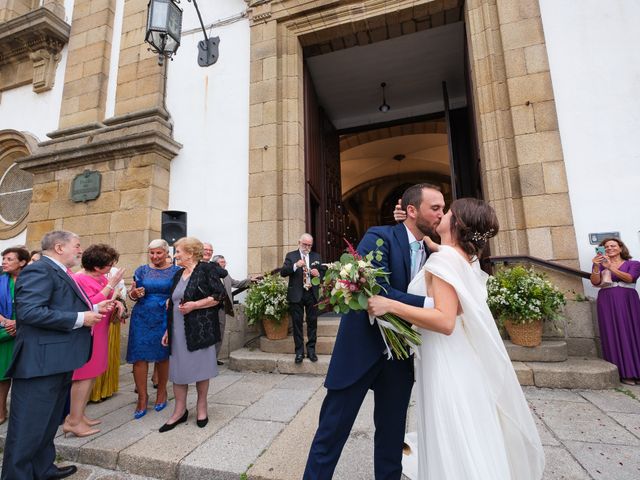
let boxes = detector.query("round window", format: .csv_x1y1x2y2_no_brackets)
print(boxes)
0,163,33,225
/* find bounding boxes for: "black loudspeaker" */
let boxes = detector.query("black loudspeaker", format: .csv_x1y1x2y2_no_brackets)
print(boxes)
161,211,187,246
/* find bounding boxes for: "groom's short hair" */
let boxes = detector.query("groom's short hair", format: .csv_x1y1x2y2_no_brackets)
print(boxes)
402,183,440,211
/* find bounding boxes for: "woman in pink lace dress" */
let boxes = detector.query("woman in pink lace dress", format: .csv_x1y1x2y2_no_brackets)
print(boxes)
63,244,124,437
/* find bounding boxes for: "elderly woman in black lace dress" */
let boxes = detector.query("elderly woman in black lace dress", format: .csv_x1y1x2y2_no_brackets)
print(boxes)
160,237,226,432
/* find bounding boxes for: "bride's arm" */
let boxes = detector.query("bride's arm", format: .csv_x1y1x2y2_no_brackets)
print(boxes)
368,275,458,335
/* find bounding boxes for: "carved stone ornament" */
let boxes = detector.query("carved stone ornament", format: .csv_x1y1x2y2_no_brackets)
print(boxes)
0,7,70,93
246,0,272,23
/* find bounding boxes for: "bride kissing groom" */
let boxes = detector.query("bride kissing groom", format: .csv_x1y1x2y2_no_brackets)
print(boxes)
304,184,544,480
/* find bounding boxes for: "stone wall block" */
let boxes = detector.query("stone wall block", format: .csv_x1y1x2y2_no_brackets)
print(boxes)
509,69,554,106
247,247,262,275
522,193,573,228
500,17,544,51
249,171,279,197
115,166,153,190
247,221,279,247
120,188,151,210
514,131,563,165
524,43,549,74
532,100,559,132
64,212,111,235
503,48,527,79
248,197,262,222
27,202,50,222
511,104,535,135
526,226,553,259
115,230,148,254
110,207,152,232
518,162,545,196
542,161,569,194
551,226,579,260
32,182,59,202
86,190,120,214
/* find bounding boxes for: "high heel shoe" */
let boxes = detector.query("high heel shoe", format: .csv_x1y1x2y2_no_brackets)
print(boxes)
154,401,167,412
62,423,100,438
196,417,208,428
134,408,147,419
159,410,188,433
83,416,102,426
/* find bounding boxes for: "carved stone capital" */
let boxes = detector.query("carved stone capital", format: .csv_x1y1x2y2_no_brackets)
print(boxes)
247,0,272,24
0,7,70,93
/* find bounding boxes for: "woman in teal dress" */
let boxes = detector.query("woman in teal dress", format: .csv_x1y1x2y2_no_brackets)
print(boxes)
0,246,30,424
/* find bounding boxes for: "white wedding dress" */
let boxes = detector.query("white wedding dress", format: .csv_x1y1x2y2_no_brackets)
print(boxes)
402,246,545,480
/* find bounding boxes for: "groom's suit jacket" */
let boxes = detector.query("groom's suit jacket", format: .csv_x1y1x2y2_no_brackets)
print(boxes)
326,222,427,390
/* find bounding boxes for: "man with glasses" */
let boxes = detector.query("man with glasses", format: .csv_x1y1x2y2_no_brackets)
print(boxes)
281,233,323,363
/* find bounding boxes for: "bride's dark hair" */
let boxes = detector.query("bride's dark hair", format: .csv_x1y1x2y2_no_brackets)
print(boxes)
449,198,499,258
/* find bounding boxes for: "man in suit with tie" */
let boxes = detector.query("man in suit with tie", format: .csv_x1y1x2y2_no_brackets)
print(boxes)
304,184,445,480
281,233,323,364
1,231,111,480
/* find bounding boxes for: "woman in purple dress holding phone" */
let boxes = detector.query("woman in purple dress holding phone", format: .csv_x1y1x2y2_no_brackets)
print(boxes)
127,239,180,418
590,237,640,385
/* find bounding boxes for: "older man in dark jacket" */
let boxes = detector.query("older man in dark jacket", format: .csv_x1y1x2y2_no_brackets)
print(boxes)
281,233,323,364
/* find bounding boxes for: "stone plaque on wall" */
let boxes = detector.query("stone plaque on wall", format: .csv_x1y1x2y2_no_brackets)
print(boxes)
71,170,101,202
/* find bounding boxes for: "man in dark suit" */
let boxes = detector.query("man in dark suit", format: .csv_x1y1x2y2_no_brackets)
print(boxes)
281,233,323,364
304,184,446,480
1,231,111,480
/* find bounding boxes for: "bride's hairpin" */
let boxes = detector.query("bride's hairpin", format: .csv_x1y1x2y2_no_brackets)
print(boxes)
471,229,495,242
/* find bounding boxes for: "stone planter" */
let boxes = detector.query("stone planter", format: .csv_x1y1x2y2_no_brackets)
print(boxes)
262,316,288,340
504,320,543,347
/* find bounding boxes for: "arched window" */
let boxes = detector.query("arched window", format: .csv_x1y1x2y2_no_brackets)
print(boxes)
0,130,35,239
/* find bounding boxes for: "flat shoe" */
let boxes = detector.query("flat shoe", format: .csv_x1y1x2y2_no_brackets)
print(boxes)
196,417,209,428
621,379,635,385
154,402,167,412
159,410,188,433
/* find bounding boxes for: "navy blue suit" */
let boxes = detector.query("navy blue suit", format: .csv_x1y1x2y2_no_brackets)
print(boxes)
304,223,427,480
1,256,93,480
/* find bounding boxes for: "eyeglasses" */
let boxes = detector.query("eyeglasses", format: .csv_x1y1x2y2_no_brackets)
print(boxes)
300,243,312,247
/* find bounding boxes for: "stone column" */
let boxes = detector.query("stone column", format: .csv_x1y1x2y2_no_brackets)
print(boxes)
58,0,116,129
465,0,580,290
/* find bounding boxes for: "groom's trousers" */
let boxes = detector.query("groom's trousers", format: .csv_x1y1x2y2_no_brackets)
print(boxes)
304,355,413,480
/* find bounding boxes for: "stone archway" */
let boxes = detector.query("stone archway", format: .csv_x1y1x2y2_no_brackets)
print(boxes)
246,0,580,291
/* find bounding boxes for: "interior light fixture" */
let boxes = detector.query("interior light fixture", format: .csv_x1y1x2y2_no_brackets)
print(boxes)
379,82,390,113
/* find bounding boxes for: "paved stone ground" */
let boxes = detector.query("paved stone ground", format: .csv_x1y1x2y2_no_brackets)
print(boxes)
1,365,638,479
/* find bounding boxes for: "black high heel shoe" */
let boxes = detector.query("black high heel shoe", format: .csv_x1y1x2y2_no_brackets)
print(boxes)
196,417,208,428
159,410,188,433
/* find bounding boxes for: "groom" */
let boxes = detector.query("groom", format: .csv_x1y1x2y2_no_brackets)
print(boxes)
304,184,445,479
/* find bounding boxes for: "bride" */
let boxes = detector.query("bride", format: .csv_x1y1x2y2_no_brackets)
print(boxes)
369,198,545,480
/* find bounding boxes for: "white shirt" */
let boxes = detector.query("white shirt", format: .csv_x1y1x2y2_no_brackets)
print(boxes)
43,255,97,329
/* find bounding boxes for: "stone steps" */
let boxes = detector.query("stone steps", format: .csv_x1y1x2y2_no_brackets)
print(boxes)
505,340,568,362
260,335,335,355
229,349,620,390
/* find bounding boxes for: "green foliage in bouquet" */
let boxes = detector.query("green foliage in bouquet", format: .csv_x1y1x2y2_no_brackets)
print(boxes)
312,238,422,360
487,265,566,326
244,274,289,326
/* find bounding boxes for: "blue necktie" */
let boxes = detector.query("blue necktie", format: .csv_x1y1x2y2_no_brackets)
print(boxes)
410,241,421,279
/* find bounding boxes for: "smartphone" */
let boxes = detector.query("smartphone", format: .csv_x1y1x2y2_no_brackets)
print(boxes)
595,246,606,256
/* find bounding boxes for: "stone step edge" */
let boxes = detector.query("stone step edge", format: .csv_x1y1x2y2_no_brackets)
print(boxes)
229,349,620,389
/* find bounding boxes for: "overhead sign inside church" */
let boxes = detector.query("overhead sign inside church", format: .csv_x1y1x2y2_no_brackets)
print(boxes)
71,170,101,202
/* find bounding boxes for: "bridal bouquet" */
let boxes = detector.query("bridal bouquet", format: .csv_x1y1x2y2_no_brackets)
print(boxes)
312,239,422,360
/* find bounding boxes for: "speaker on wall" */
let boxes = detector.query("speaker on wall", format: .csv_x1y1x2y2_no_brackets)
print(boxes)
161,210,187,246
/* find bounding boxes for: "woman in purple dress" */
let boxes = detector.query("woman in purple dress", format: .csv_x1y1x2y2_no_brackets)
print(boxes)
590,237,640,385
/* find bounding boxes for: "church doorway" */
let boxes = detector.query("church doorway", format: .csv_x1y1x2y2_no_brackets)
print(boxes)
301,6,481,260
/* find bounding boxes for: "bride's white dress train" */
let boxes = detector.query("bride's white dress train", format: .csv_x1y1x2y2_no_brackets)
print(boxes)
402,246,544,480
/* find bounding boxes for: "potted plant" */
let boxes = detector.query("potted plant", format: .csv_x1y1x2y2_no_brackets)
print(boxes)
244,274,290,340
487,265,565,347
